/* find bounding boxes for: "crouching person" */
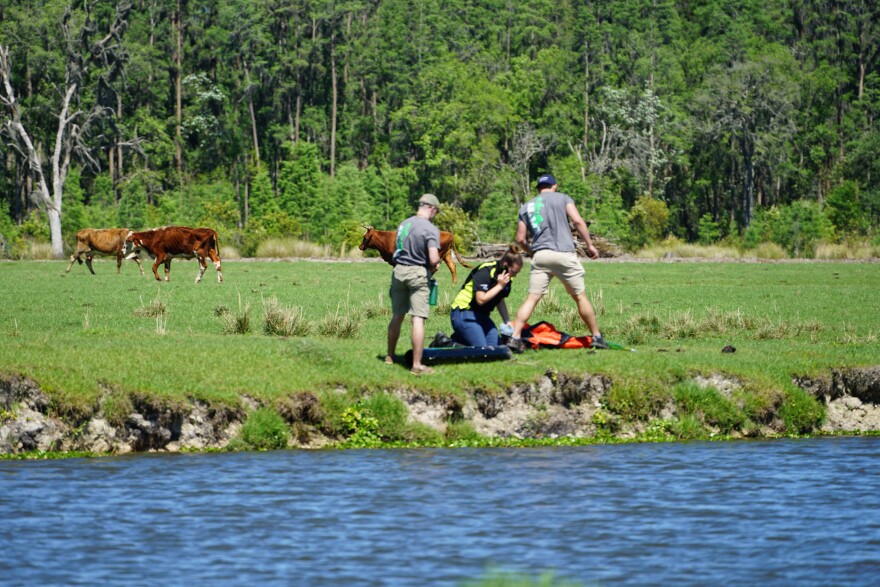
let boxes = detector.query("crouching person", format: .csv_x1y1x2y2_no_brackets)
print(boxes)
450,247,523,347
386,194,442,375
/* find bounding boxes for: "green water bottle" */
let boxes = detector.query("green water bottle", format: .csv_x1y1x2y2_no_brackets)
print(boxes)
428,278,438,306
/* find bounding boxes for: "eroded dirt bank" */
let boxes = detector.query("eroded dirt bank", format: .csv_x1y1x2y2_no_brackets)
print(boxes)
2,367,880,455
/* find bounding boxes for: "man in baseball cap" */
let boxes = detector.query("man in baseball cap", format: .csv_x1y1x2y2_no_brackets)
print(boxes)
508,174,609,351
386,194,442,374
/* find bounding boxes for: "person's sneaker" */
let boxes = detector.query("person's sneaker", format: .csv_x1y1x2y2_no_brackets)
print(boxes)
507,337,527,353
591,335,610,350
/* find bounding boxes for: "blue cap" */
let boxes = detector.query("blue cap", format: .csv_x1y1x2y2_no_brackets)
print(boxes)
537,174,557,187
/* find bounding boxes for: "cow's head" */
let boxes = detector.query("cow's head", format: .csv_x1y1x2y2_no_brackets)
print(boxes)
358,226,375,251
124,232,146,260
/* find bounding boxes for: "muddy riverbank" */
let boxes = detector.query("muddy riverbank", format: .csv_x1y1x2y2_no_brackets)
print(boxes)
3,366,879,456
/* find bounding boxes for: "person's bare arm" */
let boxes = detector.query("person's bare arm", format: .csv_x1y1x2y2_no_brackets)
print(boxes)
515,220,531,256
496,299,510,324
428,246,441,272
474,269,511,306
566,202,598,259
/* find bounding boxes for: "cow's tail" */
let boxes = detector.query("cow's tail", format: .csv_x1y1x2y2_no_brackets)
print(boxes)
451,239,473,268
214,232,221,257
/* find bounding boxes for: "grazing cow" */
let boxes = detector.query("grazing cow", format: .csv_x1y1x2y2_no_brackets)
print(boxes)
125,226,223,283
66,228,145,275
358,226,472,283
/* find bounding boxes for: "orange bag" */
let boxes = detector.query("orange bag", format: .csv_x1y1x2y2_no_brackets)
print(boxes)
522,322,594,349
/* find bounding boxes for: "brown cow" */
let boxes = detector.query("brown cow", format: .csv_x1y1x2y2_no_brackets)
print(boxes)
66,228,145,275
125,226,223,283
358,226,472,283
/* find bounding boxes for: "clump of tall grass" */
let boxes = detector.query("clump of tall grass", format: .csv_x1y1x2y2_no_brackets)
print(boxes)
220,295,251,334
317,301,364,338
219,245,241,259
133,294,167,318
432,291,453,316
814,241,877,260
755,318,823,340
748,242,788,259
619,308,824,341
263,296,312,336
359,294,390,319
236,407,290,450
21,242,54,260
538,287,568,316
638,237,741,259
255,238,333,258
557,289,604,333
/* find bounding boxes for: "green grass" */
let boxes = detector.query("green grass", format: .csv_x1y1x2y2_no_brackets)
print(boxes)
1,259,878,428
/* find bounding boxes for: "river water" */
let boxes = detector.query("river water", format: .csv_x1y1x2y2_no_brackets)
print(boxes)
2,437,879,586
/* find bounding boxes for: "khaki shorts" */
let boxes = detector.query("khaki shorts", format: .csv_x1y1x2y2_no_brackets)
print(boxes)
390,264,431,318
528,250,586,296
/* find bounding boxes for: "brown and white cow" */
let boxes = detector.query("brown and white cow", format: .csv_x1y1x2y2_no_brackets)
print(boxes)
358,226,472,283
125,226,223,283
66,228,145,275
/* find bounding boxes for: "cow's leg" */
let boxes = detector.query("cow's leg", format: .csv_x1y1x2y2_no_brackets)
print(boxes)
85,253,96,275
443,250,457,284
116,251,123,273
164,259,172,282
195,254,207,283
151,259,162,281
134,256,145,276
65,250,82,273
206,249,223,283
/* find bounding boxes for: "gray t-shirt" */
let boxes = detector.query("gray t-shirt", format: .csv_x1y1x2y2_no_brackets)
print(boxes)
393,215,440,268
518,191,576,253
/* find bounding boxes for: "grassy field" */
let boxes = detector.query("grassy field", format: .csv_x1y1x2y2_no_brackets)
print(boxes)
1,258,877,422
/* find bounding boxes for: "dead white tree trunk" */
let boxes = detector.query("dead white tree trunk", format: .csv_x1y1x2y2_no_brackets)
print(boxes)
1,47,77,258
0,2,131,258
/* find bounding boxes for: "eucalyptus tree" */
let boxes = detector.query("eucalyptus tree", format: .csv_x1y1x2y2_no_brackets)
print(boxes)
691,50,799,227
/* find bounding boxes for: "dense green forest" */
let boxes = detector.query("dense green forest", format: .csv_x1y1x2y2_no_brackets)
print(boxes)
1,0,878,258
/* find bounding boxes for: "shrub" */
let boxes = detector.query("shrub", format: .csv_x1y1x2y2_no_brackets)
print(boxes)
239,407,290,450
698,213,722,244
434,203,479,254
826,180,867,235
625,195,670,250
340,405,381,448
744,202,833,257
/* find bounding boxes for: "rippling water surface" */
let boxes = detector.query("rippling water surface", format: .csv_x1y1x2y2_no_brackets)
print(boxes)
2,437,879,586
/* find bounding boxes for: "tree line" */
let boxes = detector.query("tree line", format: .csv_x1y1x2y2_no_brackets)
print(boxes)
1,0,878,258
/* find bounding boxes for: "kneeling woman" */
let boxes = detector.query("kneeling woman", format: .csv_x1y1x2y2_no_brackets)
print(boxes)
450,247,523,347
